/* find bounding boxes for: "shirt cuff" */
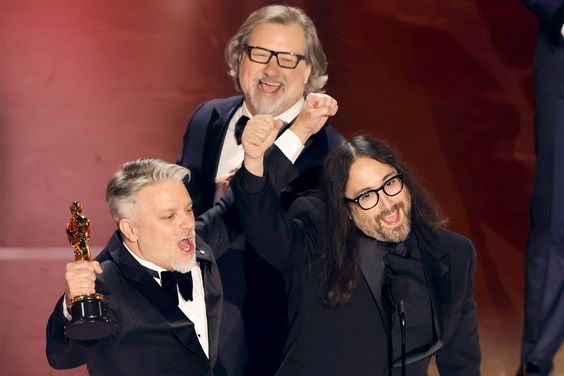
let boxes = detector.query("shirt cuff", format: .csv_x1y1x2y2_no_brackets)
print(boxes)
274,129,304,163
62,297,72,321
241,165,268,194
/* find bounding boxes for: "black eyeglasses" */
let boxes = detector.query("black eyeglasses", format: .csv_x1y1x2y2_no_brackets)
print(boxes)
243,45,306,69
344,173,404,210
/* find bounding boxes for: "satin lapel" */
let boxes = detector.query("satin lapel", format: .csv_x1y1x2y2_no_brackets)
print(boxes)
107,233,208,360
357,235,389,331
417,227,451,341
198,101,241,211
195,236,223,367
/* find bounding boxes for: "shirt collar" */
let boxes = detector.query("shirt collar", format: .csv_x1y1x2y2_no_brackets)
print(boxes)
123,242,167,273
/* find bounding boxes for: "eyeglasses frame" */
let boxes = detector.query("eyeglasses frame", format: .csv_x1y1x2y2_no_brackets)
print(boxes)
242,44,307,69
344,173,404,210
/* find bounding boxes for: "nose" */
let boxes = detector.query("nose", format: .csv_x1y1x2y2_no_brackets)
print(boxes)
263,54,280,74
179,211,195,230
378,193,395,210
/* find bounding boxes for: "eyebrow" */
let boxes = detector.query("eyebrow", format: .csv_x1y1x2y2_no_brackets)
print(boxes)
352,170,397,197
247,44,304,55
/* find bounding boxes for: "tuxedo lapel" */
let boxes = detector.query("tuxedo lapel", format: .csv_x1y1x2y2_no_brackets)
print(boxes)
416,225,451,342
198,100,242,211
194,235,223,368
182,96,243,215
357,235,389,332
107,232,208,360
201,103,239,176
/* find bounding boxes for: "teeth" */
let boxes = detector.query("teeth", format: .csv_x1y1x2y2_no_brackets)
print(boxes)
260,80,281,87
382,210,399,224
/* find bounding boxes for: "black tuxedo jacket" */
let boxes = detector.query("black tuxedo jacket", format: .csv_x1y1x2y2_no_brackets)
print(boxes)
233,158,481,376
46,230,225,376
45,151,295,376
176,95,344,216
176,96,344,374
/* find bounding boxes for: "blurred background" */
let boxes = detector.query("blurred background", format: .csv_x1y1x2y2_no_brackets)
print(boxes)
1,0,561,374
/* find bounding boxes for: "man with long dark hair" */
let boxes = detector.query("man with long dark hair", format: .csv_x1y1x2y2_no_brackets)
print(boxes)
234,128,481,375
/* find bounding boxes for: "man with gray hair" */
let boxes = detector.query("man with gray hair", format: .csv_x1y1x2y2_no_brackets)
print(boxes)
46,158,236,375
45,103,336,375
176,5,343,374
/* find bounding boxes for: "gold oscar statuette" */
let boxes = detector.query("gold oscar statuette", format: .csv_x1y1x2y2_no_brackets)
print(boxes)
65,201,118,340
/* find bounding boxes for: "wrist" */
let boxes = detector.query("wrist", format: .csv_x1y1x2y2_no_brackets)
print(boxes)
289,124,310,145
243,156,265,177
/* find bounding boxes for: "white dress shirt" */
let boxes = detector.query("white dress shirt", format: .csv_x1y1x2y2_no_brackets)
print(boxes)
213,98,305,203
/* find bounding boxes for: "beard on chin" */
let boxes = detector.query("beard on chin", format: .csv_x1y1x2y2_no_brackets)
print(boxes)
354,201,412,243
246,76,286,115
172,233,197,273
172,249,196,273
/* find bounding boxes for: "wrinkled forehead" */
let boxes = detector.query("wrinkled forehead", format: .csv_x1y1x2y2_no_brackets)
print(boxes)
247,22,307,54
346,158,397,193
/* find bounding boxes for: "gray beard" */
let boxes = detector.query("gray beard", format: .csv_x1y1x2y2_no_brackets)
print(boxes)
247,90,285,115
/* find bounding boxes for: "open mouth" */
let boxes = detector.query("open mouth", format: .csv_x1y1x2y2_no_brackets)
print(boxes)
258,79,283,94
381,209,400,226
177,236,195,254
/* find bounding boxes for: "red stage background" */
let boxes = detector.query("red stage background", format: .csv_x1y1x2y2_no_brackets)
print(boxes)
1,0,561,374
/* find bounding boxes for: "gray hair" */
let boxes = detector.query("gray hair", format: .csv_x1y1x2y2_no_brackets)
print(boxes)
105,158,191,223
225,4,328,95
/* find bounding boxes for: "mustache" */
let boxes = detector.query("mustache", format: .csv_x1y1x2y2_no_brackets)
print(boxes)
253,74,286,86
176,230,196,242
376,202,406,221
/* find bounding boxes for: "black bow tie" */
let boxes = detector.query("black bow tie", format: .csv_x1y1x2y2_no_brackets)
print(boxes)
234,115,250,145
378,240,410,258
161,271,193,304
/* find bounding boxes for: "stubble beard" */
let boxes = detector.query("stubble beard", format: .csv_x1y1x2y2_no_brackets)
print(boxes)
353,198,412,243
172,231,197,273
137,232,196,273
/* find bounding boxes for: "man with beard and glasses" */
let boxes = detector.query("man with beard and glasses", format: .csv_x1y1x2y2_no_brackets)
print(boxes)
233,131,481,375
176,4,343,375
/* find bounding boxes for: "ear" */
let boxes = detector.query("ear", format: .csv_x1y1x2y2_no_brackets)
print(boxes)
119,218,138,242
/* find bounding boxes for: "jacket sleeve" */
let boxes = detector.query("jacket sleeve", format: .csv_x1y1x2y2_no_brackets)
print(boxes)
435,239,481,375
232,156,322,274
195,190,239,261
196,146,301,261
45,296,97,370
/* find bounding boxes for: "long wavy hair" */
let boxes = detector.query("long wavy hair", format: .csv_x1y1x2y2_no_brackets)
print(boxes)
224,4,328,95
319,136,446,306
